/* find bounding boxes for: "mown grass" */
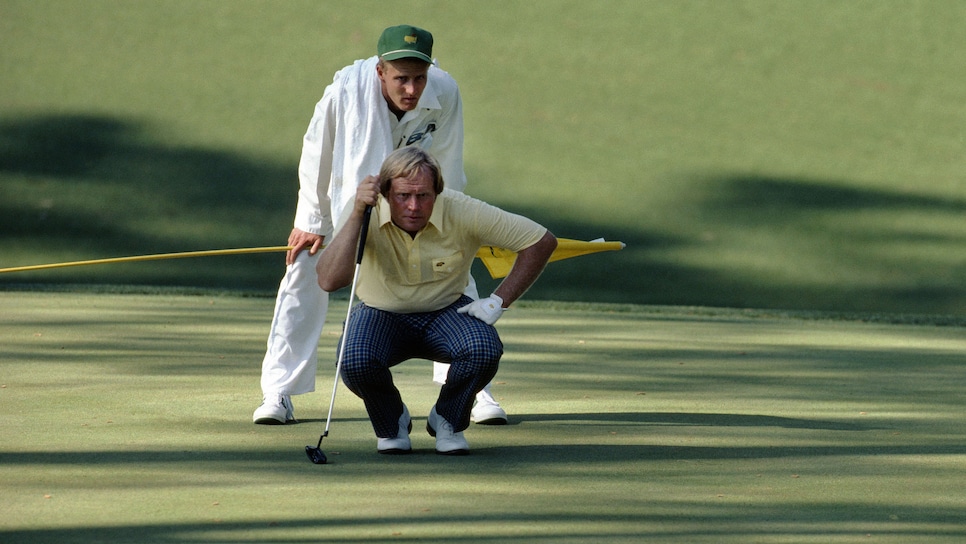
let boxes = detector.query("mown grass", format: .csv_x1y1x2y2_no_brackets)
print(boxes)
2,292,965,543
2,1,965,314
2,3,964,539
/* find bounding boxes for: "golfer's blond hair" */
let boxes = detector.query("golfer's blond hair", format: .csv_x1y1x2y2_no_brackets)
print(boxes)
378,146,445,196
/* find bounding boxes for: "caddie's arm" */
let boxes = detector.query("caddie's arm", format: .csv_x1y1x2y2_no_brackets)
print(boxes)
316,175,380,292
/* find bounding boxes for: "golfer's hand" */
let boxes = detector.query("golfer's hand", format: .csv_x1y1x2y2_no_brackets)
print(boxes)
457,294,505,325
355,175,380,213
287,228,324,265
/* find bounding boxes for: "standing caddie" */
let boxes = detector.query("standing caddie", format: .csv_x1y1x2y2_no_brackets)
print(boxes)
254,25,509,425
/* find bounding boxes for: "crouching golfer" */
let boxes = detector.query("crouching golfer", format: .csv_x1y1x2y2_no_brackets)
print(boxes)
316,147,556,455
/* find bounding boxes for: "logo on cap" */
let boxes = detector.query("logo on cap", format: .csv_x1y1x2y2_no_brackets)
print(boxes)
378,25,433,63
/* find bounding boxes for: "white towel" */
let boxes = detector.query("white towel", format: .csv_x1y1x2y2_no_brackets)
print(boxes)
328,56,393,224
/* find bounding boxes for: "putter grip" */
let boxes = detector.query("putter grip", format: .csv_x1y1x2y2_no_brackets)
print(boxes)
356,205,373,264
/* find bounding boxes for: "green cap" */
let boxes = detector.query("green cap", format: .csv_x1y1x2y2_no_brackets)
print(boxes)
377,25,433,63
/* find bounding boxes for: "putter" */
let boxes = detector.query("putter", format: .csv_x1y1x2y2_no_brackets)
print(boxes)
305,205,373,465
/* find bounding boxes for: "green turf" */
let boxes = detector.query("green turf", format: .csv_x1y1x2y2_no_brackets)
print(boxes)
2,2,965,541
2,1,965,315
2,291,964,543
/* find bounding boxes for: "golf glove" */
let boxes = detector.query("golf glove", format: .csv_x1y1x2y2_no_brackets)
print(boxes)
457,294,505,325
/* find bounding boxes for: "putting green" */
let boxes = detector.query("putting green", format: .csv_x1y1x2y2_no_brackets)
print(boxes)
1,291,964,543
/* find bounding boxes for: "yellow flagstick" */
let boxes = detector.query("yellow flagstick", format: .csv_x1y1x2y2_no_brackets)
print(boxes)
0,246,293,274
475,239,625,279
1,239,624,277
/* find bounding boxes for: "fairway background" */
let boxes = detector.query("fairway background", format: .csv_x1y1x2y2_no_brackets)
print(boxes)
2,0,965,315
2,292,965,542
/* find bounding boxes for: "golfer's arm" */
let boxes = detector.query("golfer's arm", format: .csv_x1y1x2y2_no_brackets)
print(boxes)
492,231,557,307
316,211,365,292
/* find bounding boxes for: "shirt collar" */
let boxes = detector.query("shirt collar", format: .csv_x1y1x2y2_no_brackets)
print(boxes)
377,197,393,228
427,192,445,233
397,75,442,123
417,75,442,111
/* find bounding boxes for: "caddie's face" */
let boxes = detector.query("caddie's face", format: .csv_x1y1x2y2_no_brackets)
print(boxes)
387,166,437,236
377,58,430,116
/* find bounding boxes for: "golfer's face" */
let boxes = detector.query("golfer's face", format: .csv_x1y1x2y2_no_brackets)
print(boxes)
378,59,429,116
387,167,437,236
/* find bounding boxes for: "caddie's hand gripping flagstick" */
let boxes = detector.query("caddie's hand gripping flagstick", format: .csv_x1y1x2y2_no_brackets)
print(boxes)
305,205,373,465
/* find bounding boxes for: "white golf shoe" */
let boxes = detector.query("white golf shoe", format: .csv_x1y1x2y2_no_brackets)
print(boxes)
377,404,413,455
252,393,295,425
471,388,508,425
426,405,469,455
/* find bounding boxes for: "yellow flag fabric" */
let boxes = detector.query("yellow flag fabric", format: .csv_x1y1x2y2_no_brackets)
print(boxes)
475,239,625,279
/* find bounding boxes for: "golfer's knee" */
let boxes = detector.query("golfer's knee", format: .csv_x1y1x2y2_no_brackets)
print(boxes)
450,342,502,380
339,356,375,389
471,336,503,363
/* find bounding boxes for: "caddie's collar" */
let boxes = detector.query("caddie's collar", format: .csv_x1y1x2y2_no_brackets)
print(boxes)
418,76,442,110
398,76,442,123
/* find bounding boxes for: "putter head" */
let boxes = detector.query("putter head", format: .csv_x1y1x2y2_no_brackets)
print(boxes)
305,445,328,465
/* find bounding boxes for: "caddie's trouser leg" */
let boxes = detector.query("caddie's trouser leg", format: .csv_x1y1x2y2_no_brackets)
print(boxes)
260,251,329,396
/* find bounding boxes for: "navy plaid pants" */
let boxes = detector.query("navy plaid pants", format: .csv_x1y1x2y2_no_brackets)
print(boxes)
338,295,503,438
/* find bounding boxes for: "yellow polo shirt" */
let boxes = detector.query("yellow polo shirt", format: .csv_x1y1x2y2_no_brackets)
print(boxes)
337,189,546,313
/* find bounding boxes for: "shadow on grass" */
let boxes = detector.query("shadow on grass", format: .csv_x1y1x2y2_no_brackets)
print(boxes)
292,412,871,431
3,113,965,315
705,175,966,216
690,174,966,314
0,500,960,544
2,507,966,544
0,113,294,289
6,420,959,468
0,114,291,207
518,412,873,431
477,179,966,315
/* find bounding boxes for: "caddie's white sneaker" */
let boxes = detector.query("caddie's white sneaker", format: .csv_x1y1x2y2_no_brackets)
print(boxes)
377,404,413,455
252,394,295,425
471,388,508,425
426,405,469,455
